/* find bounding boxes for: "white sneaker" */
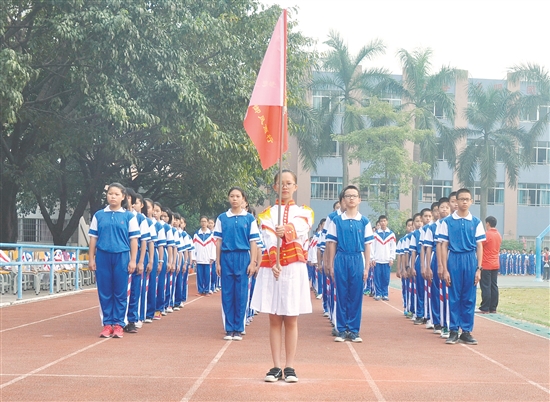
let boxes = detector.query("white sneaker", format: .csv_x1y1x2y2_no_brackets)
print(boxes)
173,306,180,311
241,330,246,335
351,336,363,343
223,333,233,341
232,334,243,341
166,307,173,313
425,320,434,329
323,311,329,317
135,321,143,329
334,336,345,342
144,318,153,323
316,294,322,299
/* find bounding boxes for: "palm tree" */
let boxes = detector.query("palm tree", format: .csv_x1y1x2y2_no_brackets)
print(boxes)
453,84,537,220
311,30,387,186
388,48,464,214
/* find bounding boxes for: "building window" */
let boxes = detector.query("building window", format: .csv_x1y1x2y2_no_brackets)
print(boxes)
530,141,550,165
312,90,344,113
518,183,550,206
472,182,504,205
360,179,399,202
17,218,78,244
311,176,342,200
433,101,445,119
418,180,453,203
520,105,550,122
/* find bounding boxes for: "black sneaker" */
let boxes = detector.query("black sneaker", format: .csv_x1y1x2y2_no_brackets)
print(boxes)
124,322,138,333
446,331,459,344
413,317,424,325
264,367,283,382
284,367,298,383
459,331,478,345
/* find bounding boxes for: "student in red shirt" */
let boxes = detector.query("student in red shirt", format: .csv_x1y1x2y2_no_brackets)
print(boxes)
478,216,502,314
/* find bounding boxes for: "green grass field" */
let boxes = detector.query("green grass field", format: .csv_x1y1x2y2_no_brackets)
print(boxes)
477,288,550,327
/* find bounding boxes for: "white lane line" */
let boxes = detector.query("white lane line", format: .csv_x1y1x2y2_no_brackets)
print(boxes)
0,306,98,333
346,343,386,402
181,340,231,402
462,344,550,394
0,338,110,389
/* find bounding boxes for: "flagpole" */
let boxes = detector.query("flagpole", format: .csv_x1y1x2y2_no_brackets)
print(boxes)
275,9,287,281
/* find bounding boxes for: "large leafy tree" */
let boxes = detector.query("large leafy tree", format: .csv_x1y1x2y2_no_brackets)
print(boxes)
0,0,314,244
339,98,431,228
389,48,464,214
453,84,538,220
311,30,387,186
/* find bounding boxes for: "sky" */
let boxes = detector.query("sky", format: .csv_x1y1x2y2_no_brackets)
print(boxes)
261,0,549,80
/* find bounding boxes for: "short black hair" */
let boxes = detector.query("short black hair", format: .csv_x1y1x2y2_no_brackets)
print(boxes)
485,216,497,228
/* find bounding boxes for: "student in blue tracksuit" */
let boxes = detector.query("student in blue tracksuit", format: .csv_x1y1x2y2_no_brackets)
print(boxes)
208,218,221,293
151,202,167,320
325,185,373,343
439,188,486,345
138,198,156,325
372,215,396,301
160,208,175,314
88,183,139,339
193,216,216,296
125,190,151,333
214,187,259,341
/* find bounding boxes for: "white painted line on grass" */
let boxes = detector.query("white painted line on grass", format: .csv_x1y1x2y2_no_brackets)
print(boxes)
462,344,550,395
181,340,231,402
0,306,98,333
0,338,110,389
347,343,386,402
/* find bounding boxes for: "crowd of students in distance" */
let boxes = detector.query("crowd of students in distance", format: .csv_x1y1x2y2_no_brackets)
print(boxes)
499,249,537,276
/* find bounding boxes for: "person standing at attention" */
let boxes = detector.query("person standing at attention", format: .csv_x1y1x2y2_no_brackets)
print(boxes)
439,188,485,345
477,216,502,314
88,183,139,338
325,185,373,343
251,170,313,384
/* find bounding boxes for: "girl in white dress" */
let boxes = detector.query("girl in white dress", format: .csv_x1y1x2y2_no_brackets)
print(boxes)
250,170,313,383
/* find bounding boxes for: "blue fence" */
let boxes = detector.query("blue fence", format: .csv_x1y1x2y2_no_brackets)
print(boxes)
0,243,90,300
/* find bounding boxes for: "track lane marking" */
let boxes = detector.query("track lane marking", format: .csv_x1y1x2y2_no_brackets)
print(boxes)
347,343,386,401
0,306,98,333
0,338,110,389
180,340,231,402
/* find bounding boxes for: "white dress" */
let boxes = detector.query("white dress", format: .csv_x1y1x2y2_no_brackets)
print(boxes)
250,201,313,316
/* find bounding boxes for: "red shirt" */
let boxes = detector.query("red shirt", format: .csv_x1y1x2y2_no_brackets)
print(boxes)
481,227,502,270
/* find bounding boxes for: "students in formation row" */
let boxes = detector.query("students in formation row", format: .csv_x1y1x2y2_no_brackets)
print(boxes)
88,178,487,383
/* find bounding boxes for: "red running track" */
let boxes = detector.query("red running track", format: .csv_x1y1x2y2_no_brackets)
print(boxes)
0,274,548,401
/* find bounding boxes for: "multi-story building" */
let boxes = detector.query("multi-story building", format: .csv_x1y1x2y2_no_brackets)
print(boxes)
285,72,550,249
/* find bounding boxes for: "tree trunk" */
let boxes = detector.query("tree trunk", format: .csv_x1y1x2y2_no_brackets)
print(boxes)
0,178,19,243
480,185,488,223
341,142,349,188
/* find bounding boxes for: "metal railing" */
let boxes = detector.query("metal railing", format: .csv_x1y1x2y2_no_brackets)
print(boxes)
0,243,90,300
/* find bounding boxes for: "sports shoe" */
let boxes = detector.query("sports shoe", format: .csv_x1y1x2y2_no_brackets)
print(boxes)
99,325,113,338
124,322,138,333
160,310,167,316
284,367,298,383
331,327,339,337
489,310,497,314
144,318,153,323
173,306,180,311
334,335,346,342
433,324,442,334
348,333,363,343
405,311,413,318
413,317,424,325
177,303,185,309
445,331,459,344
153,311,162,320
364,290,370,296
440,328,450,338
240,330,246,335
112,325,124,338
475,309,489,314
323,311,329,317
425,320,434,329
373,296,380,301
459,331,478,345
135,321,143,328
223,332,233,341
264,367,283,382
382,296,389,301
334,331,347,342
232,334,243,341
316,294,322,299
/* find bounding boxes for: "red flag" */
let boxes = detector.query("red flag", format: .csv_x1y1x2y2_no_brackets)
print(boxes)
243,10,288,170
